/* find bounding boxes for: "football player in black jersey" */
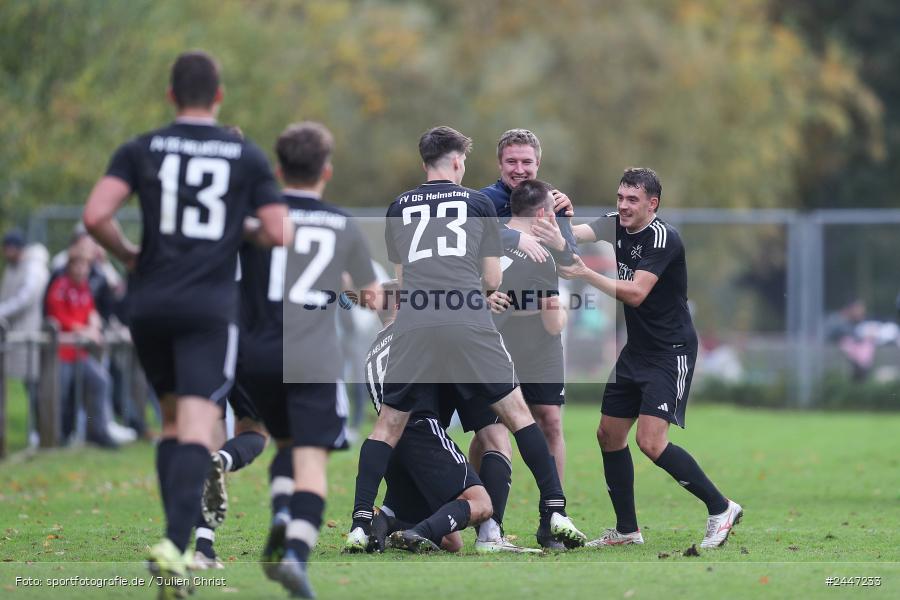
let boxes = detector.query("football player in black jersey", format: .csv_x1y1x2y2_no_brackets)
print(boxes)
83,50,288,596
237,122,380,597
482,179,570,550
345,126,585,553
363,281,494,554
536,167,742,549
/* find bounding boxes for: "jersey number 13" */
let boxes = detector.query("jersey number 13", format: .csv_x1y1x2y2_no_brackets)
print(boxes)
158,154,229,240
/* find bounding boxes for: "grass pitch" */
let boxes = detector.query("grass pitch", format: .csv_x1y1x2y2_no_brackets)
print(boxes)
1,393,898,599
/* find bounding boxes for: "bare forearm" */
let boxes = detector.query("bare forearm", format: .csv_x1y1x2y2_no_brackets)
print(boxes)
580,269,643,307
86,218,138,267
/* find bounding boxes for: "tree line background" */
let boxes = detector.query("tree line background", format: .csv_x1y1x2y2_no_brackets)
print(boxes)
2,0,899,327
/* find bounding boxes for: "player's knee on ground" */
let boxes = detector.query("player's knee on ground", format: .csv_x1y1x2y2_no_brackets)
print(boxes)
460,485,492,524
440,531,463,553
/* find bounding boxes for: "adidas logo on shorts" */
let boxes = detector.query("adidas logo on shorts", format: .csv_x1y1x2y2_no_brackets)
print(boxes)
657,403,669,412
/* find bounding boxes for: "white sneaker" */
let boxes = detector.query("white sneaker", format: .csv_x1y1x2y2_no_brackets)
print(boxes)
475,537,543,554
191,550,224,570
549,512,587,548
701,500,743,548
343,526,370,553
107,421,138,444
586,528,644,547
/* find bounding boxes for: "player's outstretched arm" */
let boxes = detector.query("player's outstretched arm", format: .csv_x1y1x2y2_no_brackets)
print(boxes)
83,176,139,269
558,256,657,307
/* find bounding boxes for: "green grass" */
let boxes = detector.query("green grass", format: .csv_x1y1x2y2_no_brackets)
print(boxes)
3,380,30,455
1,404,899,598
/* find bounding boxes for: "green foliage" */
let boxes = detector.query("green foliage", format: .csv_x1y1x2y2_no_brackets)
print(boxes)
0,0,886,231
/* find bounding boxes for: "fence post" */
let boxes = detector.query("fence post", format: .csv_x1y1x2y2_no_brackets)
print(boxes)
37,320,61,448
0,320,7,459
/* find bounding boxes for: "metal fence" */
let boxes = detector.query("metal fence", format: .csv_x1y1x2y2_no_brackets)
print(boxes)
0,319,147,458
24,205,900,411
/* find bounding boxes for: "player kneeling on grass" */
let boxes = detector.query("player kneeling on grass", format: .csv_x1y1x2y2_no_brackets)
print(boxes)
358,282,492,553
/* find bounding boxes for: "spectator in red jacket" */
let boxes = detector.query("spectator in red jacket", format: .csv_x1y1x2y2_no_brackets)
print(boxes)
46,245,117,448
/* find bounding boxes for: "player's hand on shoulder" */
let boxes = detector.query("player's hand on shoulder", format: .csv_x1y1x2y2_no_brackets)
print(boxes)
517,233,550,263
531,212,566,252
551,189,574,217
558,255,589,280
488,290,511,314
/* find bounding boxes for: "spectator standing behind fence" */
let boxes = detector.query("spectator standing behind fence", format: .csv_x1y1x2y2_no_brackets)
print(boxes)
0,229,49,447
45,245,119,448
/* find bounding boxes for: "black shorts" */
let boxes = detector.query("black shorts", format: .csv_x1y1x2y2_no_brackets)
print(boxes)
131,316,238,403
225,377,262,422
382,325,517,413
521,382,565,406
601,346,696,428
449,390,501,433
382,416,481,524
235,368,348,449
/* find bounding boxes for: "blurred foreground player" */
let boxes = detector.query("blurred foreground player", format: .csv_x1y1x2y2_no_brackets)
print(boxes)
83,50,288,598
239,122,379,597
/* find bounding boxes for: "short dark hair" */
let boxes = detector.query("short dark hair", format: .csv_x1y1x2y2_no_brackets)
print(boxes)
418,126,472,167
620,168,662,205
510,179,553,217
170,50,221,109
276,121,335,185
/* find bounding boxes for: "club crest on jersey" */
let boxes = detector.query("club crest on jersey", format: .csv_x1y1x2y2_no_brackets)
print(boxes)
630,244,643,261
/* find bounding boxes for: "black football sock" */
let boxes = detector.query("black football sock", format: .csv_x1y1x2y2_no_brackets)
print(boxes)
654,443,729,515
351,439,394,531
269,446,294,523
194,512,215,558
411,499,471,543
602,446,639,534
164,443,211,552
478,450,512,535
218,431,266,472
513,424,566,516
378,506,414,533
286,492,325,563
155,438,178,517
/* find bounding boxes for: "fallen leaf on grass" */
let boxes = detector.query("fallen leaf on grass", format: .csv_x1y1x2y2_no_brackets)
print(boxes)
624,590,635,598
787,546,799,551
657,552,670,559
824,534,836,540
683,544,700,557
759,576,769,584
326,520,337,528
740,547,749,555
338,578,351,585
